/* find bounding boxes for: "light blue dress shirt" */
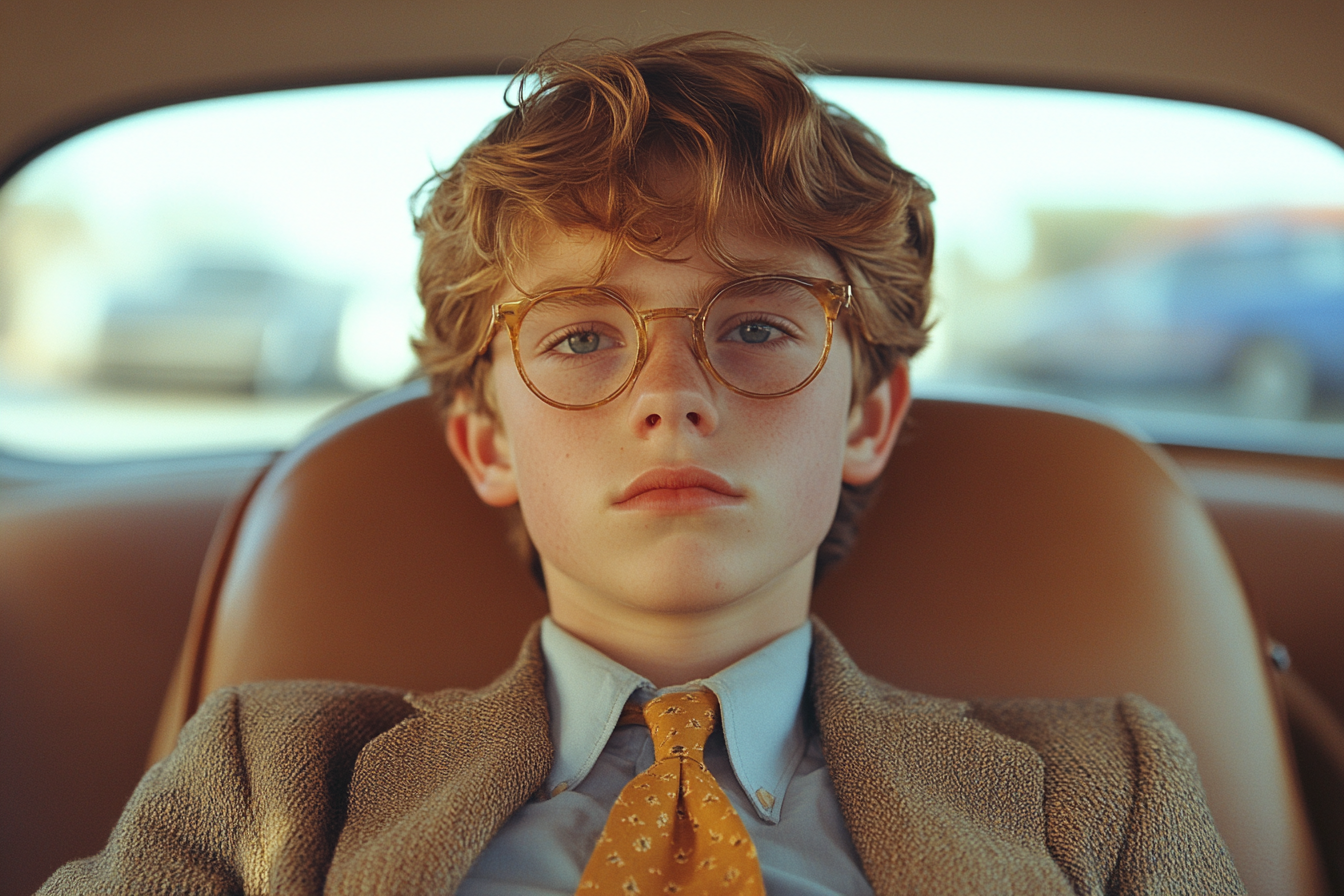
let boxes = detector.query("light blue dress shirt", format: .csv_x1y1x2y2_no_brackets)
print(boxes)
457,618,875,895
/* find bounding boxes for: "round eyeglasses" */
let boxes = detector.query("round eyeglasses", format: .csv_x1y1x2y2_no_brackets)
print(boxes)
475,275,854,410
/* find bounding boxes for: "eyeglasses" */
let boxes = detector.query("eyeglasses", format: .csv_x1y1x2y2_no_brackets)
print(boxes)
475,275,853,410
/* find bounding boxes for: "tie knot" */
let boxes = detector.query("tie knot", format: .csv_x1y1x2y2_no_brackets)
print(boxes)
641,689,718,762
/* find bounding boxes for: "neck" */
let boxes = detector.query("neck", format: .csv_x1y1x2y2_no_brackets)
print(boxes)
544,559,813,687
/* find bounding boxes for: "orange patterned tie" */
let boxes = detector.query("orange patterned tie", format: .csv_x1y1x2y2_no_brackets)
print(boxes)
576,689,765,895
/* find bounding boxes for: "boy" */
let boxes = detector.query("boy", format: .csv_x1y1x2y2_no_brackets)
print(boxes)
42,32,1243,895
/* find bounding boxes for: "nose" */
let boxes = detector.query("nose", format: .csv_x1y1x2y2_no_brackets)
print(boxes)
625,317,719,437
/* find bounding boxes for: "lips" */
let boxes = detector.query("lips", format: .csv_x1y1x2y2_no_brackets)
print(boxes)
614,467,745,510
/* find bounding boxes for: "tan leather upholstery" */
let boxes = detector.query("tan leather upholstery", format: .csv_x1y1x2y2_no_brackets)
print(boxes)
1281,668,1344,890
0,465,257,896
154,381,1326,896
1170,448,1344,723
1168,449,1344,892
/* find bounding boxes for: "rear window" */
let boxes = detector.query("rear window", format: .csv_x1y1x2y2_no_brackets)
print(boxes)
2,76,1343,460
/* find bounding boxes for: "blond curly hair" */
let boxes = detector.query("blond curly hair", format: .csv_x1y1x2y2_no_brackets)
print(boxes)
412,32,935,582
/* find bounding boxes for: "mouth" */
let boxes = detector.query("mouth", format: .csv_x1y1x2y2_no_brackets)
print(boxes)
614,467,746,512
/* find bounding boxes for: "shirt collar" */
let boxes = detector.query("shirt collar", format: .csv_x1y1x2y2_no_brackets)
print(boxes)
539,616,812,823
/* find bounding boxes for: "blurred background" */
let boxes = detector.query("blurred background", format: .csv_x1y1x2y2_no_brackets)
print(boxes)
2,75,1342,460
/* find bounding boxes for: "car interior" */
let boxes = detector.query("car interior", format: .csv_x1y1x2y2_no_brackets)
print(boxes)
3,3,1344,896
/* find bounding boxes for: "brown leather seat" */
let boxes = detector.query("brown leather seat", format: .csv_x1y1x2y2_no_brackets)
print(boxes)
153,380,1326,896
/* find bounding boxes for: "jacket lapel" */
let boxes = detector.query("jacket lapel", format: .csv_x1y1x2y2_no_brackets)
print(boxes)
326,619,1078,895
326,625,553,896
809,619,1075,896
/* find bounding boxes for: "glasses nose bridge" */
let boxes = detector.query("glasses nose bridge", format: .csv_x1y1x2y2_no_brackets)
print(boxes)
632,305,712,383
638,305,701,326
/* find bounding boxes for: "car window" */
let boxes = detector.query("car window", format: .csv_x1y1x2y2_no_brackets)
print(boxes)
3,76,1343,461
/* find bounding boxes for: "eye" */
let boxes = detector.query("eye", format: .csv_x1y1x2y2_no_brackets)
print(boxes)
716,314,800,346
558,330,601,354
543,324,624,355
735,321,777,344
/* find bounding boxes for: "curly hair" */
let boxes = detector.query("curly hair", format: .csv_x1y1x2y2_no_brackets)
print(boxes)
413,31,935,583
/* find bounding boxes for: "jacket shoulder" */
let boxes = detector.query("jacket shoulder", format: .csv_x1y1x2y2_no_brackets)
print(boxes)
217,679,416,743
809,622,1242,893
38,681,417,896
166,679,417,776
967,692,1140,768
965,693,1242,894
964,692,1203,815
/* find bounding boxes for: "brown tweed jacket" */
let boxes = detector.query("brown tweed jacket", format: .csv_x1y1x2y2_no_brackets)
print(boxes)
41,620,1244,895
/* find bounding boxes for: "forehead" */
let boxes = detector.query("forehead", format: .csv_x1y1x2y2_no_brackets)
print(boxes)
507,221,842,296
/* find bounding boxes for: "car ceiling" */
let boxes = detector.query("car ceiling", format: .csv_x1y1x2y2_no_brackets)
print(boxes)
3,0,1344,184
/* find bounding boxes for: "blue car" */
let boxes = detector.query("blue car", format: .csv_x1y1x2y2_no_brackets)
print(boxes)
1001,213,1344,417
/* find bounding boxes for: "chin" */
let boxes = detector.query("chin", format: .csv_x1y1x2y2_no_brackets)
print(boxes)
608,545,814,615
616,578,759,616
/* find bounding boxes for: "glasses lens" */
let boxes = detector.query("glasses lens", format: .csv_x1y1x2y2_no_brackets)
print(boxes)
705,279,831,396
515,290,639,406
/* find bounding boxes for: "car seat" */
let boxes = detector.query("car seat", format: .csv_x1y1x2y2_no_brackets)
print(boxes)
151,379,1327,896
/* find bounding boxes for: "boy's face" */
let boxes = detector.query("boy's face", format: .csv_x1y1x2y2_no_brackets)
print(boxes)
449,216,907,635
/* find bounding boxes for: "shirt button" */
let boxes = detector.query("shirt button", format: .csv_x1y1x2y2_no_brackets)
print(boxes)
755,788,775,810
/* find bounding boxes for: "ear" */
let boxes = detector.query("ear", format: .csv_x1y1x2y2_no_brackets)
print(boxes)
445,394,519,507
842,362,911,486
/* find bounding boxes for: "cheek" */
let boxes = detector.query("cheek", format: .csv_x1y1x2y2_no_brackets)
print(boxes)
512,440,580,561
737,380,853,543
494,373,607,559
791,409,851,541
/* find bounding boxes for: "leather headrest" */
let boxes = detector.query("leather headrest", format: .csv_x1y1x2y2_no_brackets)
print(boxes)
162,381,1320,894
